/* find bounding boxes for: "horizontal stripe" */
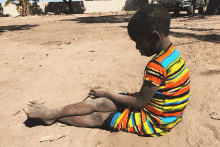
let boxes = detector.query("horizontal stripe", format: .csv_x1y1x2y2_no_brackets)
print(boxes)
166,66,187,81
161,116,179,123
156,45,175,63
166,61,185,78
161,49,180,69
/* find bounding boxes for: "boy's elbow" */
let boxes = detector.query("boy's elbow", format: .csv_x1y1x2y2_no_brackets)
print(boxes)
136,97,150,109
135,102,147,109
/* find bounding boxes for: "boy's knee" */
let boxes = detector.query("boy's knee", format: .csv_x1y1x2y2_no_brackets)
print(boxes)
84,98,106,110
95,98,107,109
90,112,110,124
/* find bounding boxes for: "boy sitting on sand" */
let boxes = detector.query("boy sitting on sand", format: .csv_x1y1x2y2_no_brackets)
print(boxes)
23,4,190,137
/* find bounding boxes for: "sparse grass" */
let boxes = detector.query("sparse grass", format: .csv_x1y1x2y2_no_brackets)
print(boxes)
91,12,97,15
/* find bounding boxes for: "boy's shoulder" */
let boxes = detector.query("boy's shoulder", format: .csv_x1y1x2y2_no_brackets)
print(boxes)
150,44,182,69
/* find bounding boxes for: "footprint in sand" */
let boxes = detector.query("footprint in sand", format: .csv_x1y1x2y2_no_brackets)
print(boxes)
210,112,220,120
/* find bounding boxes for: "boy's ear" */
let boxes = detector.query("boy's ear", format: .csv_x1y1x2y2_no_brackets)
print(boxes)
152,31,161,43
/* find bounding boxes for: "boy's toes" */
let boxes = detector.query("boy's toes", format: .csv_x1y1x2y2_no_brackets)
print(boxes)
27,102,34,107
29,99,38,104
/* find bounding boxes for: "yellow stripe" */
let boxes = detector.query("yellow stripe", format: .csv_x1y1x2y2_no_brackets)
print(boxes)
160,116,182,128
127,113,133,128
152,98,165,102
158,85,166,90
151,134,158,137
113,111,125,129
165,92,189,104
167,56,185,76
159,131,170,136
166,55,182,70
134,112,142,125
151,99,164,106
166,68,188,84
143,122,153,134
148,101,163,109
164,101,188,111
154,127,164,134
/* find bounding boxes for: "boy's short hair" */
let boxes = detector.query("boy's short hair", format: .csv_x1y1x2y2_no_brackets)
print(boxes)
128,4,171,42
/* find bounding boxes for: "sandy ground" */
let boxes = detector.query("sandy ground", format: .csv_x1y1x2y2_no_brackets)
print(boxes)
0,12,220,147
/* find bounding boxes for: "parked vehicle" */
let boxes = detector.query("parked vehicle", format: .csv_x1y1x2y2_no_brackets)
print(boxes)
154,0,206,16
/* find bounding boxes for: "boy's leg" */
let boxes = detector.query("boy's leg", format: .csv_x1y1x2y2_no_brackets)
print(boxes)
23,98,118,126
57,111,112,127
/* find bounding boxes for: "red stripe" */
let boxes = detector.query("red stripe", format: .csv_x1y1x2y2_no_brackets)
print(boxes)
120,108,130,130
162,84,190,96
146,105,163,115
128,126,135,133
157,45,175,63
138,124,143,135
146,104,186,117
166,72,189,89
141,109,147,123
145,74,163,85
162,109,185,117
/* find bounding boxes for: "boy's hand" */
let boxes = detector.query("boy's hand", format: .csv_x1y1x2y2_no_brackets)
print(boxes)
89,86,108,98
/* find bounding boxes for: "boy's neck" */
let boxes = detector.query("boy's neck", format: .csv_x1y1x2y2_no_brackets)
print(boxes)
158,35,172,53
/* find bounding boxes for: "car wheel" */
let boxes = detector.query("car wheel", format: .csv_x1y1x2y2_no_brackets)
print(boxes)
174,10,180,17
198,7,204,14
187,5,194,16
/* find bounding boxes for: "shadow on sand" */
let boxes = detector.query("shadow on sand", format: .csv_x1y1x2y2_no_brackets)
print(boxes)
201,70,220,75
0,24,39,35
59,13,134,23
24,118,47,127
169,30,220,43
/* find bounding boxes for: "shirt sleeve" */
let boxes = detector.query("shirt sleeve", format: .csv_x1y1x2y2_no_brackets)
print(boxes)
144,60,167,86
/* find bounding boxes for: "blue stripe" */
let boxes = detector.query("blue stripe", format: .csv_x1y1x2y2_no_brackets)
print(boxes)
146,119,154,133
161,49,180,69
167,66,186,80
131,113,135,126
149,103,163,110
110,112,121,127
155,92,166,99
162,116,179,123
164,97,189,106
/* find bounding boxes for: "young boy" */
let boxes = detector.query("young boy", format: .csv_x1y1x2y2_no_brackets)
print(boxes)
23,4,190,137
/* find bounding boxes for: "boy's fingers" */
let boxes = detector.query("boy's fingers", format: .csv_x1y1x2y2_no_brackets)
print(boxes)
90,95,95,99
89,92,94,95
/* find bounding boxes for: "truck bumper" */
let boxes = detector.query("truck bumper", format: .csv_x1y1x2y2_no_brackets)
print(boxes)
155,1,192,11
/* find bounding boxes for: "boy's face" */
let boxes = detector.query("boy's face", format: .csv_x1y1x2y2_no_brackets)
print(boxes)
135,37,157,57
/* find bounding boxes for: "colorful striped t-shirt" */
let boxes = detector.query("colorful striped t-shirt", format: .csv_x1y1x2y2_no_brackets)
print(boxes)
110,43,190,137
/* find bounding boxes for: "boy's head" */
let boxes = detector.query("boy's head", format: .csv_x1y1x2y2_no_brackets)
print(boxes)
128,4,171,56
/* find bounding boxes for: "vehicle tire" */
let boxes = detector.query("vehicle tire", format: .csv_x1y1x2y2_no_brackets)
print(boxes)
198,7,204,14
174,10,180,17
187,5,194,16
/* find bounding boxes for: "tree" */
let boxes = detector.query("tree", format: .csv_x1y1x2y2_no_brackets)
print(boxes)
63,0,74,13
5,0,30,16
63,0,86,14
204,0,220,15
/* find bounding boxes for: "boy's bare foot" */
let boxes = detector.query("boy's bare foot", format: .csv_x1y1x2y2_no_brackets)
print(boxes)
23,100,55,125
210,112,220,120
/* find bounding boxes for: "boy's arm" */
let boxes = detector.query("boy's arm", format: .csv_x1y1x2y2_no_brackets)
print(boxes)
104,80,158,109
